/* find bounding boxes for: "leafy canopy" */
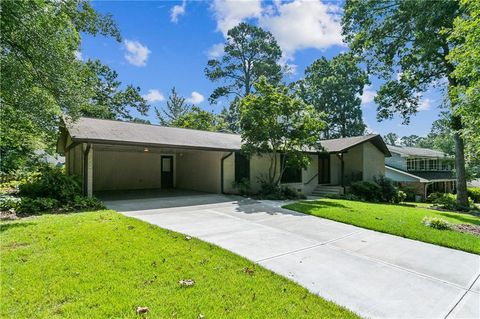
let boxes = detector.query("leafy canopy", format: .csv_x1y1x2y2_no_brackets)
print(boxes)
298,53,368,138
155,87,192,126
205,22,283,103
239,76,325,186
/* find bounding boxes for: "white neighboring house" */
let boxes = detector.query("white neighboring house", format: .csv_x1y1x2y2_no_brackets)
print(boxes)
385,145,456,199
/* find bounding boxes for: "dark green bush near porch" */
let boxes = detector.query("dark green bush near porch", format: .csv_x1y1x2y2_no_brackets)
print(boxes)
350,177,404,203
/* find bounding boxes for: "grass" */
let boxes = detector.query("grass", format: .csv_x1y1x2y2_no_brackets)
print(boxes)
0,210,359,319
284,199,480,255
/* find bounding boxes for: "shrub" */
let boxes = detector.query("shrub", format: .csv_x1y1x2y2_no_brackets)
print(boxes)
350,181,382,202
17,197,60,215
374,176,397,202
0,195,21,211
393,190,407,203
19,167,81,203
427,192,475,211
281,186,299,199
398,185,417,202
422,217,451,230
70,196,105,211
467,187,480,203
232,178,251,196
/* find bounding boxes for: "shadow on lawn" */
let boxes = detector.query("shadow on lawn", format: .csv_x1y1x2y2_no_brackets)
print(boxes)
438,212,480,225
293,200,348,209
0,222,35,233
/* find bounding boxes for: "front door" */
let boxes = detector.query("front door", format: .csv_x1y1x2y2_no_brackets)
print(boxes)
161,155,174,188
318,154,330,184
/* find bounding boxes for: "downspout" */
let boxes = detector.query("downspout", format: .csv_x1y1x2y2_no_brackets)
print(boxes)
220,152,234,194
83,143,91,196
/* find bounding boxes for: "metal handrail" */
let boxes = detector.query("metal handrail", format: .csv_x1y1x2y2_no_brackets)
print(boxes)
304,173,318,185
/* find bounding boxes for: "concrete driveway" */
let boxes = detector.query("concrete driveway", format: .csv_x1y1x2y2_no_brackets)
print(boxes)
106,194,480,319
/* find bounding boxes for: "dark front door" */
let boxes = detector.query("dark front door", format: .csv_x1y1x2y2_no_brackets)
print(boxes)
318,154,330,184
161,155,174,188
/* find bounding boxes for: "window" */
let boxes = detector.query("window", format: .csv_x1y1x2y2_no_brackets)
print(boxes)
234,152,250,183
280,155,302,183
407,158,415,170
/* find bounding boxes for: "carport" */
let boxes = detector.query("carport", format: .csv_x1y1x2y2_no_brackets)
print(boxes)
57,117,241,197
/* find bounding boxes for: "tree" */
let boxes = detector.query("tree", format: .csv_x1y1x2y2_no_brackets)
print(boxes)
239,77,325,187
170,107,217,131
216,104,239,133
80,60,149,120
384,133,399,146
298,53,368,138
400,135,422,147
205,23,283,131
155,87,191,126
447,0,480,160
342,0,469,206
0,0,120,175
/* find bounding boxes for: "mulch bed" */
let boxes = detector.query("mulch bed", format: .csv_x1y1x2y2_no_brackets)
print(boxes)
452,224,480,237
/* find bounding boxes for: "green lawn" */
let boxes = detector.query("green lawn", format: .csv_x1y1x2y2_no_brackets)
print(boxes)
284,199,480,255
0,210,358,319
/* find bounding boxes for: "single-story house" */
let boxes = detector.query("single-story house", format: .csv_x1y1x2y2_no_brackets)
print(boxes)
57,117,391,197
385,145,456,199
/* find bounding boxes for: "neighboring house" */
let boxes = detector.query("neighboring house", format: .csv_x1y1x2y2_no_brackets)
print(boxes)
385,145,456,199
56,117,391,197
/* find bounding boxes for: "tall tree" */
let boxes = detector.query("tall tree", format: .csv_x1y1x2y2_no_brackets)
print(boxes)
342,0,469,206
384,133,399,146
239,76,325,187
80,60,149,120
205,23,283,131
298,53,368,138
447,0,480,160
155,87,191,126
0,0,121,175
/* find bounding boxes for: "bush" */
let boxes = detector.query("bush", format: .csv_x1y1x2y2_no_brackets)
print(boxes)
0,195,21,211
374,176,397,202
422,217,451,230
18,167,81,203
427,192,475,211
232,178,251,196
467,187,480,203
393,190,407,203
16,197,60,215
68,196,105,211
398,185,417,202
350,181,382,202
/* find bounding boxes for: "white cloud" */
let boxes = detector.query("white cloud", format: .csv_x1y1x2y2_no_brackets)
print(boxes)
170,0,186,23
207,43,225,59
124,39,151,67
418,98,433,111
186,91,205,104
143,89,165,103
259,0,344,60
210,0,343,62
211,0,262,37
361,85,376,106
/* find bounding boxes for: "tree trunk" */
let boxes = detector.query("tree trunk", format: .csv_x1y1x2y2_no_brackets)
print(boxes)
453,129,468,206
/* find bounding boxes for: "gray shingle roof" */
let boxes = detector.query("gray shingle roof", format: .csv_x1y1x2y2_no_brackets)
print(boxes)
387,145,448,158
63,117,390,155
65,117,242,151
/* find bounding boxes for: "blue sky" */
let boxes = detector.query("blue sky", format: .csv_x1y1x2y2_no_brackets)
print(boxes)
80,0,444,137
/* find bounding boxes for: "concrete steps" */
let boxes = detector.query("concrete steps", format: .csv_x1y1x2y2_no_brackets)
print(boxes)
311,185,344,197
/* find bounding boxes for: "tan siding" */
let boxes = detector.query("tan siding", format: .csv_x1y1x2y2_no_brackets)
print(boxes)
176,150,222,193
362,142,386,181
343,144,363,182
93,149,161,191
